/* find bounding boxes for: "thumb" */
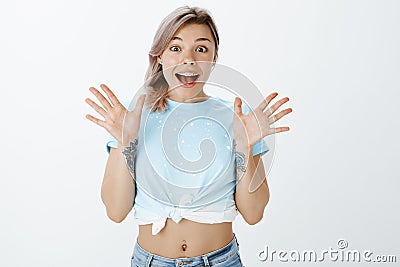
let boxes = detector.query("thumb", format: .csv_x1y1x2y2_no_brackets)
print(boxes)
133,94,146,115
234,97,243,116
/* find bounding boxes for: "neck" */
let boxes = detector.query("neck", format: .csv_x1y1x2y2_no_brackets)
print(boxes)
167,92,210,103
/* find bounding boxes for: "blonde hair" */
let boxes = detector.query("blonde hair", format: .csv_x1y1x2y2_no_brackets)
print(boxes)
143,6,220,113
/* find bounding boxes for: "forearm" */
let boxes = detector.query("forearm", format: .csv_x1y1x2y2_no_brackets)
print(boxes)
234,140,270,225
101,140,137,223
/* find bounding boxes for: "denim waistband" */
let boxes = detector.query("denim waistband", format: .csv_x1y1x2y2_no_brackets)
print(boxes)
132,233,240,267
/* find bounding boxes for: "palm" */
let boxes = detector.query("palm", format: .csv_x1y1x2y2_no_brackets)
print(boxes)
85,84,146,146
233,92,292,147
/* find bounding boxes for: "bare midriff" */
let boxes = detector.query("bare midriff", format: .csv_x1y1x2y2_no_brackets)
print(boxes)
137,218,234,258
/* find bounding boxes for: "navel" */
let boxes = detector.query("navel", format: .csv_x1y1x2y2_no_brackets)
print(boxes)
181,240,187,251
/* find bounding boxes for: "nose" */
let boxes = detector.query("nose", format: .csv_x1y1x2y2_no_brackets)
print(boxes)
182,50,195,65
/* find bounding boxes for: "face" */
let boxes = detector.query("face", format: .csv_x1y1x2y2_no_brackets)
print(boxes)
158,23,216,101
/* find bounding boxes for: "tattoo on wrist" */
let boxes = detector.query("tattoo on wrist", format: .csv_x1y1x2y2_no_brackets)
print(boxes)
233,139,247,173
122,138,138,180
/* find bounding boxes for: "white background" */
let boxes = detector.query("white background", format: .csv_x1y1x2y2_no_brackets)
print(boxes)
1,0,399,266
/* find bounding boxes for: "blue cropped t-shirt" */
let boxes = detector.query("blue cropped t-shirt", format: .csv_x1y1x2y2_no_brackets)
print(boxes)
106,95,269,235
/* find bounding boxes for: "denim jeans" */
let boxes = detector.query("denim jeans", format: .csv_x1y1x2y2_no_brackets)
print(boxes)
130,233,244,267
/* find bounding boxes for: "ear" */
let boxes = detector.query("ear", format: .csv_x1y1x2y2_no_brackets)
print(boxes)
211,58,216,69
211,55,217,68
157,56,162,65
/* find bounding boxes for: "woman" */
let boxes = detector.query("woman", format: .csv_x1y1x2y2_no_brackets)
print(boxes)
85,6,292,267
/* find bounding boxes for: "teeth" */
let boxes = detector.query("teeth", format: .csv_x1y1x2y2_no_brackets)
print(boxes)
177,72,198,77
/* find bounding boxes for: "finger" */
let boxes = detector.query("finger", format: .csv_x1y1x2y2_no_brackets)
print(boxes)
268,108,293,124
85,97,107,118
270,126,290,134
89,87,113,111
100,84,121,107
234,97,243,116
267,97,290,115
258,92,278,112
85,114,106,128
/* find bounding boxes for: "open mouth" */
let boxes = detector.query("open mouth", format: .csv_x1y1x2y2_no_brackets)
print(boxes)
175,72,200,85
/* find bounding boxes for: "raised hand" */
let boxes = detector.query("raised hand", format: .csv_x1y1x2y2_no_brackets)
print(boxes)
85,84,146,146
233,92,292,147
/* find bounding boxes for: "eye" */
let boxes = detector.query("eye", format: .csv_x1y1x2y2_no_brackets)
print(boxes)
196,46,208,53
170,46,181,52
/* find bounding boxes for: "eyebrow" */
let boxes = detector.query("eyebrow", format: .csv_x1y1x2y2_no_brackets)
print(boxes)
171,36,211,42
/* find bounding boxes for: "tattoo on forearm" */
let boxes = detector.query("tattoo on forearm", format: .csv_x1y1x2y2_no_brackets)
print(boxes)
122,138,138,180
233,139,247,173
